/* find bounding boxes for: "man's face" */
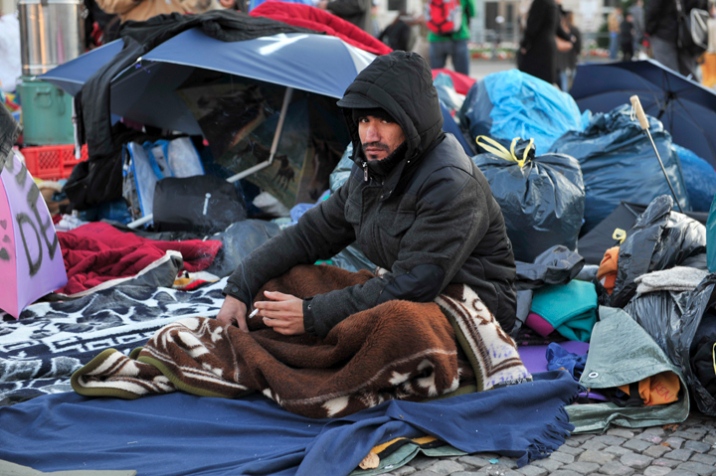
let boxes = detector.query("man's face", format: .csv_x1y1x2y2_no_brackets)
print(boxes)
357,114,406,161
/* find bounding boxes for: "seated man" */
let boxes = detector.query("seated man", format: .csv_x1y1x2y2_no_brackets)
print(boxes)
72,52,528,417
218,51,518,340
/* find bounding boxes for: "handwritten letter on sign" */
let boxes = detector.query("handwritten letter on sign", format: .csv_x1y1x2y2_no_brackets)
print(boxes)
0,151,67,318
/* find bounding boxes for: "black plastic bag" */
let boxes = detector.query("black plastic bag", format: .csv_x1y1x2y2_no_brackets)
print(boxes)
610,195,706,308
515,245,585,291
624,274,716,416
578,201,710,266
205,219,281,278
473,136,585,263
153,175,247,234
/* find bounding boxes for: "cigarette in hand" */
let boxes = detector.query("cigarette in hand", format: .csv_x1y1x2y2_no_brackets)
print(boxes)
249,308,259,319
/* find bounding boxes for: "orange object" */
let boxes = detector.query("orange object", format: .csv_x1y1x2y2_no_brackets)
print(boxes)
597,246,619,294
618,371,681,406
702,53,716,89
20,144,88,181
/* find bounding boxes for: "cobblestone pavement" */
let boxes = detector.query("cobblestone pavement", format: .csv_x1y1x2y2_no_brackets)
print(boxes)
382,411,716,476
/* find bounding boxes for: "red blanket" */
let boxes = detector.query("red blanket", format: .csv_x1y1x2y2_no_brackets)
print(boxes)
56,222,222,295
250,1,392,56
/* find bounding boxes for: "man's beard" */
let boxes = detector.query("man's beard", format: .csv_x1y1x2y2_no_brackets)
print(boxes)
361,141,390,160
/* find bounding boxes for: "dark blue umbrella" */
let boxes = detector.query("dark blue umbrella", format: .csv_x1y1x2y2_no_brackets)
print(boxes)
570,59,716,169
67,28,375,228
41,29,375,136
107,29,376,135
39,40,123,97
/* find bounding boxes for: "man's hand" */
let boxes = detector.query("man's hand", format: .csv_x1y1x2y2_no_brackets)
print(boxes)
254,291,305,335
216,295,249,332
316,0,328,10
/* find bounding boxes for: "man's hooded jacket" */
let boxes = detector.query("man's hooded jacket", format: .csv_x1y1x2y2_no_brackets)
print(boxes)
225,51,517,335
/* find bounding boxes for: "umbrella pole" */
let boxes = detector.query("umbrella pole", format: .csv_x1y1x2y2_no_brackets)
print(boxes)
126,87,295,230
72,100,81,160
629,95,684,213
226,87,294,184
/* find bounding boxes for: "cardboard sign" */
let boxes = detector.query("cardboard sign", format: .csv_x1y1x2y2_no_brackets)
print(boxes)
0,151,67,318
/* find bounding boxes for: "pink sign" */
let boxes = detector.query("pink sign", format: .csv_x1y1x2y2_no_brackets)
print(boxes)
0,152,67,318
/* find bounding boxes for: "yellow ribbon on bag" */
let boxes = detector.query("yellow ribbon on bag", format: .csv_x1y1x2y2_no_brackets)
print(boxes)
475,136,535,169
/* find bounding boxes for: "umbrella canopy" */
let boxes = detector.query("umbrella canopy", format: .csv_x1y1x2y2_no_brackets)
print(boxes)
39,40,123,97
108,29,375,135
0,152,67,318
570,60,716,169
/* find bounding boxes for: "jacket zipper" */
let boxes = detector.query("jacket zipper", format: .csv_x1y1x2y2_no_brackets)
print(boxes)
362,161,368,182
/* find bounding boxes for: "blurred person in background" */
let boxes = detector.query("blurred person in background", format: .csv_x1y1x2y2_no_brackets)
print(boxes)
427,0,477,76
379,10,415,51
607,6,622,60
646,0,708,80
620,12,635,61
317,0,372,32
370,0,380,36
558,9,581,91
629,0,646,58
96,0,189,39
518,0,573,85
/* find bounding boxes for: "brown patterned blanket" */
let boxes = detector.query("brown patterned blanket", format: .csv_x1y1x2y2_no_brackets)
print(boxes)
72,265,530,418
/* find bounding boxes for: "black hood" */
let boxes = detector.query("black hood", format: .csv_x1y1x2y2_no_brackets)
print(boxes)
337,51,444,167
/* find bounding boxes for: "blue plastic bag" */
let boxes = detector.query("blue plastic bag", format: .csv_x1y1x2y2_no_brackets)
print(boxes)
122,137,204,223
473,136,585,263
550,104,691,233
458,69,586,154
672,144,716,212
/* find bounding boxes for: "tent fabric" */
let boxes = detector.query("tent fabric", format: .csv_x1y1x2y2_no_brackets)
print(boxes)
0,372,578,475
709,196,716,273
250,2,392,56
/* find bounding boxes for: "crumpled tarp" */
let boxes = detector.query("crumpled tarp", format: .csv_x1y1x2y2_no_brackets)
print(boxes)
566,306,690,433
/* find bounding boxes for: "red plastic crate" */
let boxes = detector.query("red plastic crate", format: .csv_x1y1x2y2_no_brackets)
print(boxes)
20,144,88,181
